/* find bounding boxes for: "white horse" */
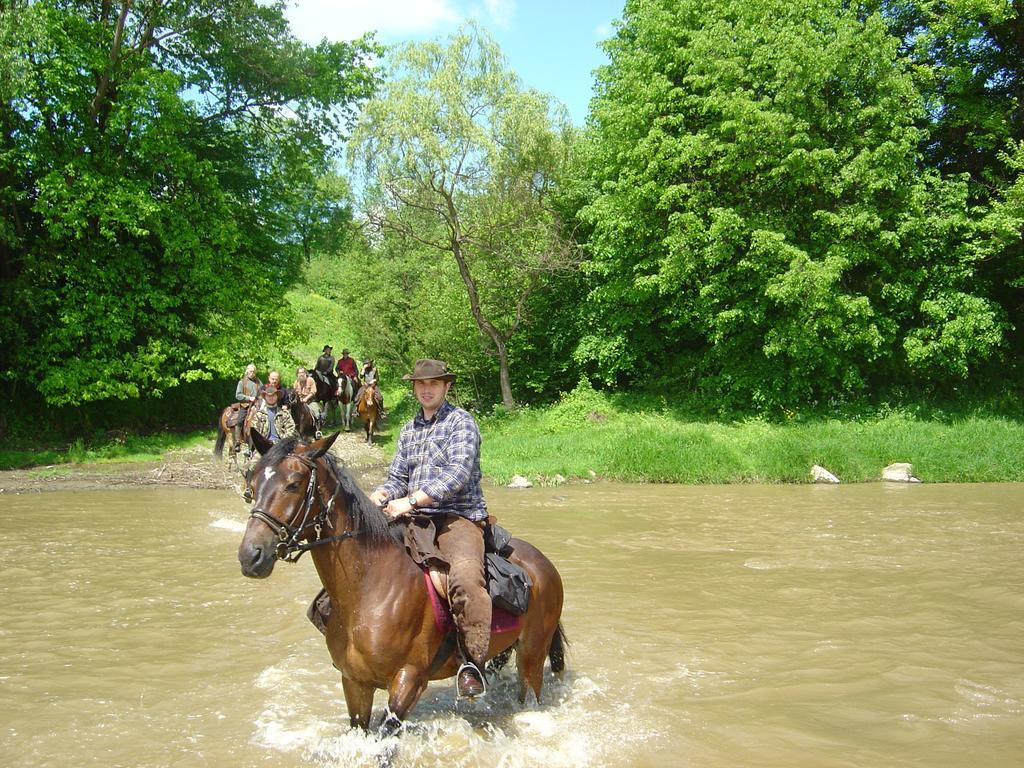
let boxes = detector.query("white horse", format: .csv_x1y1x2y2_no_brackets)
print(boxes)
337,374,355,431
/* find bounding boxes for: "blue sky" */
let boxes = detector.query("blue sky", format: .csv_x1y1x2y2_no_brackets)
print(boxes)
283,0,625,124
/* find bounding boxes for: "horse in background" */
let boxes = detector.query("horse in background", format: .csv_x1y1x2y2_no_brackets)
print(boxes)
214,402,255,466
312,370,340,427
289,391,321,441
356,382,380,444
337,374,356,431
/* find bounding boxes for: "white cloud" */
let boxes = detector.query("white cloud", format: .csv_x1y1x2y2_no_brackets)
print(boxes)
595,22,613,40
284,0,462,43
479,0,516,29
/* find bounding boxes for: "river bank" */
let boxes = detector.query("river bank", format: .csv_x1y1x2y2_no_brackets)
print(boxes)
3,384,1023,492
0,431,391,495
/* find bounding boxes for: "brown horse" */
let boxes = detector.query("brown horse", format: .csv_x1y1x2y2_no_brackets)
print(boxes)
356,382,380,444
214,403,255,463
237,432,566,737
288,393,320,441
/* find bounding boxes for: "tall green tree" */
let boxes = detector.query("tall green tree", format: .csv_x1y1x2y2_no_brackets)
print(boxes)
576,0,1007,407
0,0,377,405
877,0,1024,367
348,23,577,407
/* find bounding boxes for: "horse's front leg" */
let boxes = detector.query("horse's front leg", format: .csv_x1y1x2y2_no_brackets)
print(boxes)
378,664,429,738
341,676,376,731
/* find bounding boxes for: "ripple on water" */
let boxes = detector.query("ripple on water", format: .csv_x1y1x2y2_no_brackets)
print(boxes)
210,517,246,533
249,660,657,768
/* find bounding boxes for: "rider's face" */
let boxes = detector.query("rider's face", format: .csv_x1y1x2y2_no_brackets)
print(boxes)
269,372,280,387
413,378,451,414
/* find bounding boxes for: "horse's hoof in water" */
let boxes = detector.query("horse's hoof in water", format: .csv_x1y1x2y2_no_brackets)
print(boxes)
376,708,404,738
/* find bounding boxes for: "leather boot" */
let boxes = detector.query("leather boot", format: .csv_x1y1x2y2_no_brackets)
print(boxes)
456,661,486,699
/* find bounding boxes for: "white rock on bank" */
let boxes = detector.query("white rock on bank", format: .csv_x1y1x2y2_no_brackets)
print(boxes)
811,465,840,483
508,475,533,489
552,474,567,485
882,462,921,483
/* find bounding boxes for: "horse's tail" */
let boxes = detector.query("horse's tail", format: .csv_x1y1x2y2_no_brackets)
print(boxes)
549,622,568,673
214,419,227,459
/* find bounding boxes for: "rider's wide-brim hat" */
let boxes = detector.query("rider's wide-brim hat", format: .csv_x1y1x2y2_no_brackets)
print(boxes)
402,359,456,382
263,387,281,405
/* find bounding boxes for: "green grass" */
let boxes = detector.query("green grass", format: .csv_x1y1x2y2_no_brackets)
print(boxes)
0,431,211,471
5,382,1021,485
474,385,1024,485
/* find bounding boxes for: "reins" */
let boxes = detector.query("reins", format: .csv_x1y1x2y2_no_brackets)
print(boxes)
248,452,355,563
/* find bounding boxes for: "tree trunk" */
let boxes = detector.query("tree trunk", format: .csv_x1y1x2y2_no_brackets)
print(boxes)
495,338,513,409
450,236,515,407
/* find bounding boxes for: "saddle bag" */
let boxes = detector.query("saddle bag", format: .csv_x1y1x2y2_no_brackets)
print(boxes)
485,552,532,615
226,405,246,428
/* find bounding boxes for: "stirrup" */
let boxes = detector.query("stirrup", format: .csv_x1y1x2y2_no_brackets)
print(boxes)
315,430,323,439
456,661,486,699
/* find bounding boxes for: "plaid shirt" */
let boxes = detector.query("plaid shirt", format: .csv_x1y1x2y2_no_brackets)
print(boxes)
376,400,487,521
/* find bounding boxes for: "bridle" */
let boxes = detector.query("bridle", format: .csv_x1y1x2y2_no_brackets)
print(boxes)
247,452,358,562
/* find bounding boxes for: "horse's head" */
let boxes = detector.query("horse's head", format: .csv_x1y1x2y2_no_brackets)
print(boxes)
237,431,340,578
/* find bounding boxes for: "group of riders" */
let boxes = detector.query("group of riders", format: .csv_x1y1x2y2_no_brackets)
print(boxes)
228,345,385,450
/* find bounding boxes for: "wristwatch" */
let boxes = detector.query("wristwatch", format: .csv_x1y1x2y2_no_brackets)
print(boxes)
407,495,418,509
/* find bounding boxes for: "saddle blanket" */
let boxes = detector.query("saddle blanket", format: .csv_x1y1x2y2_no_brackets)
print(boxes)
422,570,522,635
305,574,523,637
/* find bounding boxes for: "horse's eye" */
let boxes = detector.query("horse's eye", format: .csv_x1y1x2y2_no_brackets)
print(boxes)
285,482,300,492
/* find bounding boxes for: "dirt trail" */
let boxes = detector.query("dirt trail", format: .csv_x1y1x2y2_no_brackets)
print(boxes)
0,431,390,496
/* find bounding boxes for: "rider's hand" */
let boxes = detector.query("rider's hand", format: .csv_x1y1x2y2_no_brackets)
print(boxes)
384,497,414,518
369,489,389,508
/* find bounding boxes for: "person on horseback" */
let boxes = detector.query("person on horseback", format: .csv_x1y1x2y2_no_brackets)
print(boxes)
355,358,386,418
369,359,488,698
232,364,262,451
335,348,358,386
315,345,335,376
252,371,295,444
294,366,321,429
314,344,338,400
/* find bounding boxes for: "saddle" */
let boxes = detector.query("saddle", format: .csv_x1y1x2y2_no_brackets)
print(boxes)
226,402,249,428
305,520,532,637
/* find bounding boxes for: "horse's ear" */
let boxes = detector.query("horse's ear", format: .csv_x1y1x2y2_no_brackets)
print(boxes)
251,428,273,456
308,431,340,460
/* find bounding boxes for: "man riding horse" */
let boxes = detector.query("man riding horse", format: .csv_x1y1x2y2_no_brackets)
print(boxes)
231,363,262,452
335,348,359,389
355,358,386,419
314,344,337,393
250,371,296,444
294,367,321,430
369,359,487,698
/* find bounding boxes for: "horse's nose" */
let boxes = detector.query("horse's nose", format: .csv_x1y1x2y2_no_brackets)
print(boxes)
238,541,273,578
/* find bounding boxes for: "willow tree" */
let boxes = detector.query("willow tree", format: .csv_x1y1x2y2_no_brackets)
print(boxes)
348,23,576,408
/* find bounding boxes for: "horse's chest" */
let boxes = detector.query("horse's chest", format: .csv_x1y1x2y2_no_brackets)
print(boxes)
326,624,409,685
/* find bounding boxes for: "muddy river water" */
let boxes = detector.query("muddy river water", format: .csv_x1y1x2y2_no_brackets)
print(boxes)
1,481,1022,767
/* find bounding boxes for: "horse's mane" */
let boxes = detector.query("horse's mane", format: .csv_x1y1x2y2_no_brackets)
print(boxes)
321,451,403,547
255,437,403,547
